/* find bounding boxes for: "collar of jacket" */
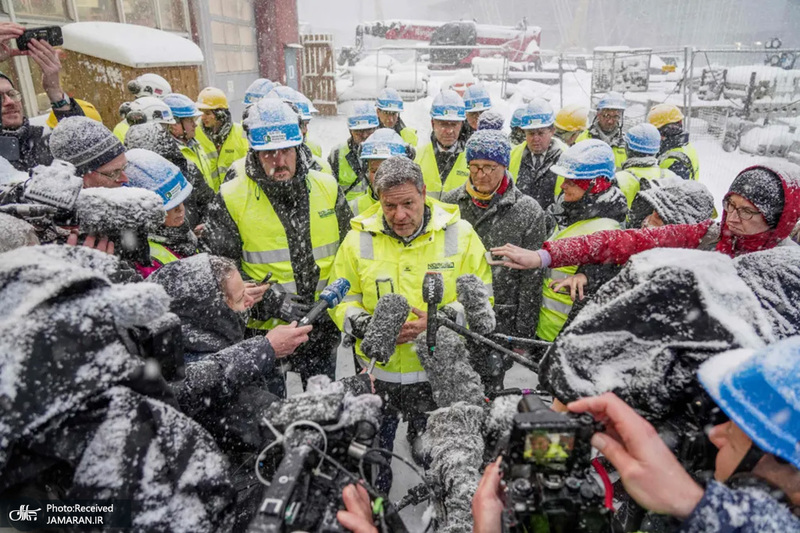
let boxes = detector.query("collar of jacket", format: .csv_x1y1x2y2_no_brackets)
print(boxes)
202,109,233,147
660,132,690,153
622,156,659,169
551,185,629,228
522,138,565,165
430,132,464,154
588,119,625,147
0,117,33,140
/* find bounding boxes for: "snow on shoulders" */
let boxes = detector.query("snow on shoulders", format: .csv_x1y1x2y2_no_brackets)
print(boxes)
62,22,203,68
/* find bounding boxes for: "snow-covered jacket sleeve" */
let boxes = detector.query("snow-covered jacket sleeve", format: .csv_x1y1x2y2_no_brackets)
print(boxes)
544,219,715,268
199,191,244,265
679,480,800,533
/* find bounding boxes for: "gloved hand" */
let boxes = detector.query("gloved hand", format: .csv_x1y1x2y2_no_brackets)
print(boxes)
278,293,312,323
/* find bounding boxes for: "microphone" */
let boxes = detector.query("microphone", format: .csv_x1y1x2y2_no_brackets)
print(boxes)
361,293,409,373
423,272,444,354
75,187,166,237
456,274,495,335
415,325,484,408
298,278,351,326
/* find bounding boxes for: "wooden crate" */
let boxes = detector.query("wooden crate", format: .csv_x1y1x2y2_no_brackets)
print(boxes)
300,33,338,116
58,51,201,131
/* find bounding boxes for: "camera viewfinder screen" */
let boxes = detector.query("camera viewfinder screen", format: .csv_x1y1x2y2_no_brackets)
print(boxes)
522,430,575,467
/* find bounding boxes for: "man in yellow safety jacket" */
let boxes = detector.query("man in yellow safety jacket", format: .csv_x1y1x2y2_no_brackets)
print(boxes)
200,99,352,390
648,103,700,181
376,88,418,146
328,156,492,492
328,101,379,201
575,91,628,169
615,122,680,208
195,87,249,191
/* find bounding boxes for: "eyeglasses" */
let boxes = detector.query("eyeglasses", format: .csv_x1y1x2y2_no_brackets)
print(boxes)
95,163,129,182
469,163,499,175
1,89,22,103
723,197,761,220
599,111,621,120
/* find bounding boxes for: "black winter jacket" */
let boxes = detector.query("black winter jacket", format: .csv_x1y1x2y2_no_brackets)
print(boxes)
514,139,565,212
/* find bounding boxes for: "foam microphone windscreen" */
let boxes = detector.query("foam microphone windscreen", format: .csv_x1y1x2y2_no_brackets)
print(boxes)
415,326,484,408
361,293,410,364
76,187,166,237
456,274,496,335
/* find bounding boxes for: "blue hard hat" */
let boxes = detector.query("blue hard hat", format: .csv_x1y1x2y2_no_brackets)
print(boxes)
244,78,275,105
624,123,662,155
267,86,315,121
163,93,202,119
551,139,615,180
510,106,527,129
360,128,408,160
244,99,304,151
347,101,380,130
463,84,492,112
376,88,404,112
125,148,193,211
698,336,800,470
520,98,555,130
431,90,465,121
597,91,627,110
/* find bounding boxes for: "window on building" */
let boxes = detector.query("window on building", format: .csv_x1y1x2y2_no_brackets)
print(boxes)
123,0,156,27
159,0,187,32
75,0,120,22
210,0,257,74
10,0,70,21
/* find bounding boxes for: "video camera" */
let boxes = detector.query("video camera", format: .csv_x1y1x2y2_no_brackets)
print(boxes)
499,394,610,533
247,378,407,533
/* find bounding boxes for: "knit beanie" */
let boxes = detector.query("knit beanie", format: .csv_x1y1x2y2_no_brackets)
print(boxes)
0,71,13,87
477,111,504,131
465,129,511,168
727,167,784,228
50,116,126,176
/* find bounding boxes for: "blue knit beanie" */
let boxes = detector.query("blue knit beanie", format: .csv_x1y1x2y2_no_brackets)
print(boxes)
465,129,511,168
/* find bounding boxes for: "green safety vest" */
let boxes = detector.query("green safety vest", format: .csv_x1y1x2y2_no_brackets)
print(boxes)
575,129,627,169
536,217,622,341
399,127,418,146
659,144,700,181
334,143,369,201
179,143,216,191
196,122,250,192
414,142,470,201
149,241,180,266
113,120,130,144
615,166,675,208
220,159,341,330
508,141,567,197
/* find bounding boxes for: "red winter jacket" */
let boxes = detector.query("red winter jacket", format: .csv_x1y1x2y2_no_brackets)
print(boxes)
544,162,800,268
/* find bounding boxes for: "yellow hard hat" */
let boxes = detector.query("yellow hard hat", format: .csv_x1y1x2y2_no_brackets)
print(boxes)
46,98,103,129
196,87,228,110
554,104,589,132
647,104,684,129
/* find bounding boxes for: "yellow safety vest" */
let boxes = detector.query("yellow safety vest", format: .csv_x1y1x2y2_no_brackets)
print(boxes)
179,143,216,191
508,140,567,197
536,217,622,341
149,241,180,266
575,129,627,169
348,192,377,216
114,120,130,144
314,154,332,175
615,166,675,208
659,143,700,181
221,160,342,330
306,138,323,158
334,143,368,201
196,122,249,192
328,198,493,384
399,127,418,147
414,142,470,201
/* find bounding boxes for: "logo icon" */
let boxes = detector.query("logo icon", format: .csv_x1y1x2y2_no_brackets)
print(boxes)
9,505,41,522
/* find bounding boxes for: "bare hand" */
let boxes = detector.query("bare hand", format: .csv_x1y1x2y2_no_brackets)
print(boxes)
337,484,377,533
67,232,115,255
244,282,269,304
567,393,704,519
193,223,206,238
472,457,504,533
27,39,64,102
396,306,427,344
549,273,588,301
488,244,542,270
0,22,25,62
266,321,313,358
358,368,377,394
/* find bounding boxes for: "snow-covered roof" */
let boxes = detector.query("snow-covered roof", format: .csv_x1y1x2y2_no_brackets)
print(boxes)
62,22,204,68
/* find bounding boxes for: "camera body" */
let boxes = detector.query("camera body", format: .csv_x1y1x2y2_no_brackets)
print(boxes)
16,26,63,51
248,380,383,533
501,394,609,533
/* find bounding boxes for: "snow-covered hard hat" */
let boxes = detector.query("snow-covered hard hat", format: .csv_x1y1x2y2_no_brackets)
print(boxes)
126,97,176,125
430,90,465,122
125,148,193,211
244,78,275,105
698,336,800,470
128,73,171,99
520,98,555,130
624,123,662,155
267,86,314,121
463,84,492,112
347,101,380,130
510,106,526,129
163,93,202,119
551,139,615,180
360,128,408,160
376,88,404,112
647,103,684,129
596,92,627,110
555,104,589,132
244,99,303,151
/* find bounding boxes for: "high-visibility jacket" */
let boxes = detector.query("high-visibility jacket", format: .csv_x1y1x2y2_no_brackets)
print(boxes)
414,142,470,201
196,122,249,192
306,138,323,158
114,120,130,144
659,143,700,181
221,160,342,330
399,127,418,146
348,191,377,216
575,129,627,169
314,154,332,175
149,241,181,266
536,217,622,341
615,166,678,208
328,197,493,384
332,143,368,201
179,142,215,191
